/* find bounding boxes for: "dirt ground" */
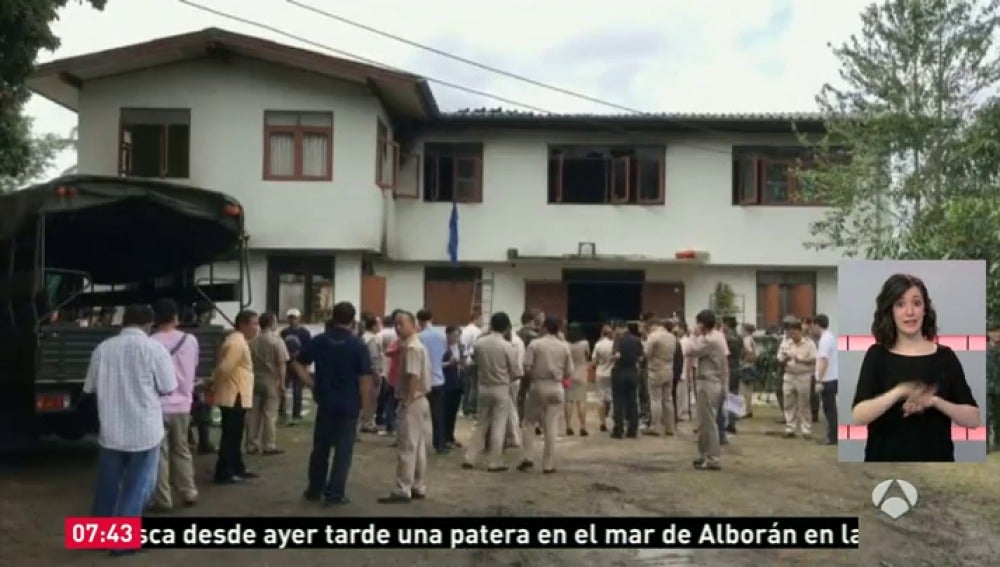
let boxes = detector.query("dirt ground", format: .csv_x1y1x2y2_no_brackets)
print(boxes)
1,400,998,567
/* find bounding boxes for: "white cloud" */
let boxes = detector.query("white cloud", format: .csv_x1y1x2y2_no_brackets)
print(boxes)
24,0,871,175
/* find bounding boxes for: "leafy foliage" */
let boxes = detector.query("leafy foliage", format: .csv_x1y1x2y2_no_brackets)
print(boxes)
0,120,74,192
0,0,105,180
801,0,1000,314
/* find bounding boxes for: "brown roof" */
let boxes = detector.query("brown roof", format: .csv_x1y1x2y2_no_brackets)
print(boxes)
27,27,437,120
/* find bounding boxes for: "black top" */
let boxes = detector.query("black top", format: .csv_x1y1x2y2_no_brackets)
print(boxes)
296,328,371,419
852,344,977,462
614,334,643,369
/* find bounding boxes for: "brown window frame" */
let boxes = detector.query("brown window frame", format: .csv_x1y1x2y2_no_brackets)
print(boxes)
423,143,484,203
393,152,421,199
375,119,400,189
118,108,191,179
262,110,334,182
733,146,824,207
548,145,665,205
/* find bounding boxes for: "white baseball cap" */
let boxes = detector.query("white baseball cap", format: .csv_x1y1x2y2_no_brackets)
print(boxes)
286,308,302,318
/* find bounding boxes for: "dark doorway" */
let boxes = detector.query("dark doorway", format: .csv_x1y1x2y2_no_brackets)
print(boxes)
564,269,644,345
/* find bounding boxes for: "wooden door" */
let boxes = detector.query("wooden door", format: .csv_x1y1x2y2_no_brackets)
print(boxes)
642,281,685,320
360,275,386,317
758,283,781,328
424,280,476,326
790,283,815,320
524,280,567,323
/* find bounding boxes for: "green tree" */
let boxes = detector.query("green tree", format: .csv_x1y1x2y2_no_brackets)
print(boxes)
801,0,1000,284
0,0,105,180
0,120,75,192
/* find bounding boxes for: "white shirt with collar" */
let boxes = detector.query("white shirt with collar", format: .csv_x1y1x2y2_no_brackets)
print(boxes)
816,329,838,382
460,324,482,364
510,332,526,377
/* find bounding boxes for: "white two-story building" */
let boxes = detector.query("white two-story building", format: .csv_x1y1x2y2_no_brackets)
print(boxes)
28,28,841,332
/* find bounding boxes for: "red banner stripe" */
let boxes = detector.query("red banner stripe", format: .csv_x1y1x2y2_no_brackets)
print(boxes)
838,335,987,352
837,425,987,441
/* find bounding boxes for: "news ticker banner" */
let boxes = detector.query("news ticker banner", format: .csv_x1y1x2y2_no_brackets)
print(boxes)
65,516,860,550
836,334,989,442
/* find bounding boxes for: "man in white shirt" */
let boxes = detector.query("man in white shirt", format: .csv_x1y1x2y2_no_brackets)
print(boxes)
459,311,484,418
591,324,615,431
84,304,177,526
375,311,399,434
813,314,838,446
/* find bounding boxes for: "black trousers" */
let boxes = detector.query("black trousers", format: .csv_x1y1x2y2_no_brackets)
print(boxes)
611,368,639,435
516,377,531,424
443,385,463,443
215,398,247,480
810,375,821,422
429,385,447,452
307,412,357,501
820,380,838,443
637,366,651,422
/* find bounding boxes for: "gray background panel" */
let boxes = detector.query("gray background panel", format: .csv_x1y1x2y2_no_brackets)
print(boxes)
837,260,986,335
835,260,987,463
838,441,986,462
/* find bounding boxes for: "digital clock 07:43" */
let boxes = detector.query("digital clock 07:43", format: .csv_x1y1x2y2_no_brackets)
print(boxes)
64,517,141,550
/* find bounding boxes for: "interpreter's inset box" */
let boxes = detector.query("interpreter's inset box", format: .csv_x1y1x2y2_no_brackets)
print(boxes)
836,260,987,463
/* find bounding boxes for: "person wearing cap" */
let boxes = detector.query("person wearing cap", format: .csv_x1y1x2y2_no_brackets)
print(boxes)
280,308,311,425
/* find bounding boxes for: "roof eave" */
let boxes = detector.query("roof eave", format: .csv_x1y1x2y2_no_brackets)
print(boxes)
428,115,827,134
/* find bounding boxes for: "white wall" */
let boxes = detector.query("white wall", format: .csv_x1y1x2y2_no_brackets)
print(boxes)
374,260,839,329
390,130,843,267
77,56,392,252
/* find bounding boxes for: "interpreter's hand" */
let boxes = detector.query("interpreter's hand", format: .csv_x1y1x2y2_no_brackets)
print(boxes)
815,381,824,395
903,386,938,417
893,381,924,400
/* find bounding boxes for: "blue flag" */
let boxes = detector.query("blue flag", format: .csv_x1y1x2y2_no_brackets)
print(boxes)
447,201,459,265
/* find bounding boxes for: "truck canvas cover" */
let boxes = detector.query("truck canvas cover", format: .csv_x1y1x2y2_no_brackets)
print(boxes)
0,175,244,284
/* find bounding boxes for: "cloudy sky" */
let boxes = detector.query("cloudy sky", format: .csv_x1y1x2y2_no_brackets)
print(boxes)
26,0,871,174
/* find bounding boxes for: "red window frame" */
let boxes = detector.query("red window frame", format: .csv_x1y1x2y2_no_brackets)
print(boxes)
425,146,483,203
262,111,334,182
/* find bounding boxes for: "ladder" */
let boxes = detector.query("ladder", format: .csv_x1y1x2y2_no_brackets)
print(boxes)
471,275,495,322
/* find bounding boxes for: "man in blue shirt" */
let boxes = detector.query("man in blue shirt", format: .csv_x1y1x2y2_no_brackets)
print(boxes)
291,301,372,505
417,309,449,455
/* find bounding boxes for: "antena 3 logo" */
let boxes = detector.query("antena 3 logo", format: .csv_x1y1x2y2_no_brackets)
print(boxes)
871,479,919,520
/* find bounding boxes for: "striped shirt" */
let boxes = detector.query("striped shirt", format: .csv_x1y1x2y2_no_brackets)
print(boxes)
83,327,177,452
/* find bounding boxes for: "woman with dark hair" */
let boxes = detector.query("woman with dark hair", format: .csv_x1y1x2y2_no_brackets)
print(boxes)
852,273,981,462
563,323,590,436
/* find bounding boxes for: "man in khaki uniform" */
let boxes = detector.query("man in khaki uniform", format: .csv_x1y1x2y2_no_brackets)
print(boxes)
517,316,573,474
643,316,677,436
463,312,521,471
246,312,289,455
776,319,817,439
379,311,433,503
685,310,727,471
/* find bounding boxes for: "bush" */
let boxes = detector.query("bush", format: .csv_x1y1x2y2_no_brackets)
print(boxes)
754,334,782,394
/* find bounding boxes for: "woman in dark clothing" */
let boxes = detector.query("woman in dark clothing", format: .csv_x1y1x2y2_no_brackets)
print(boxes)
442,325,465,448
852,274,981,462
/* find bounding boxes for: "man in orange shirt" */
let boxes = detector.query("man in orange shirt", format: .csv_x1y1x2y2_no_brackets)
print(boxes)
213,310,260,484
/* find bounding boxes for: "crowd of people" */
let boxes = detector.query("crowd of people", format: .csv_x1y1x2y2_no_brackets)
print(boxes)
82,297,845,554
